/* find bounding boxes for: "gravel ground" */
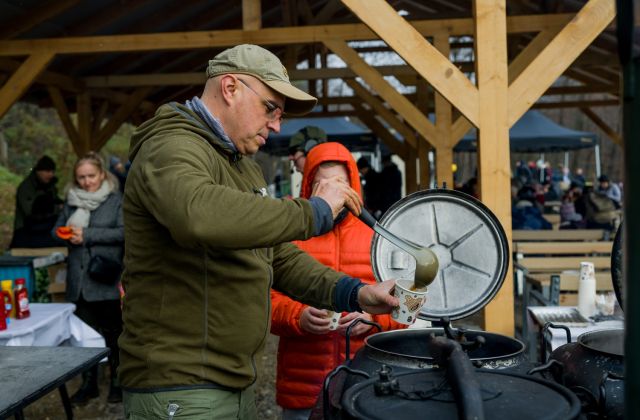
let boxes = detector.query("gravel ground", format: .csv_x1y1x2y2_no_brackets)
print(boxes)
22,334,282,419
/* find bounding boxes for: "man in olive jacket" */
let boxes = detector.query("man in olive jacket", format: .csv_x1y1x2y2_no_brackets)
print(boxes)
119,44,398,419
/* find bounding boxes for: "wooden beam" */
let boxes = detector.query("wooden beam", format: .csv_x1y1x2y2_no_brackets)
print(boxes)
474,0,513,336
94,87,153,150
352,103,408,160
340,0,480,126
508,28,560,84
243,0,262,30
345,79,418,149
0,15,576,56
532,99,619,109
580,107,623,147
76,92,92,155
0,52,55,119
416,78,431,190
0,0,80,39
325,39,439,148
0,58,83,92
508,0,616,126
433,32,454,189
47,86,82,156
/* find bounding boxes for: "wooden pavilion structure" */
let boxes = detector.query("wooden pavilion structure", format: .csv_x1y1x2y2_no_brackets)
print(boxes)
0,0,630,335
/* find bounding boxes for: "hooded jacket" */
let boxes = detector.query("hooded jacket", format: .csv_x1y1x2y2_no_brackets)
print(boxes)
118,103,351,391
271,142,406,409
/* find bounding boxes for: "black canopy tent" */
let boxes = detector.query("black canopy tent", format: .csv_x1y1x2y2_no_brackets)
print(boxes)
261,116,379,155
454,110,598,152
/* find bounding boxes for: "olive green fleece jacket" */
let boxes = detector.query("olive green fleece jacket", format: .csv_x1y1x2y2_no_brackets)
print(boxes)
119,103,345,391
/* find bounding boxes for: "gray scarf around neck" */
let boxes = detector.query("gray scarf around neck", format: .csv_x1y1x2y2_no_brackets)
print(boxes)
185,96,237,153
66,180,113,228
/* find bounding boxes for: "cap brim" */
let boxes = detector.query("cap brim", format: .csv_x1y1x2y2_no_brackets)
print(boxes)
263,79,317,116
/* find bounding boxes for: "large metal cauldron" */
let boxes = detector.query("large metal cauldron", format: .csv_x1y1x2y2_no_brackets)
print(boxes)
540,325,625,418
335,336,580,420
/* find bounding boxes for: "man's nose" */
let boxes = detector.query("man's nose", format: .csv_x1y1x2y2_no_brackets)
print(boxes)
267,119,281,133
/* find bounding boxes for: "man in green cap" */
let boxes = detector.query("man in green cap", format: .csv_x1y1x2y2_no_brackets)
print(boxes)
288,125,328,174
119,44,399,419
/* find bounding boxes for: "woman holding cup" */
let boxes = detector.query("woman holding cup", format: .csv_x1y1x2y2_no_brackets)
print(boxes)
271,143,406,420
52,152,124,404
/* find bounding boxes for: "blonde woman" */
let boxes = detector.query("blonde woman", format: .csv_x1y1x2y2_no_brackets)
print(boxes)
53,151,124,404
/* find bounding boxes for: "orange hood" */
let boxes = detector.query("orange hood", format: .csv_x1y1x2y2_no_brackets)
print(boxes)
300,142,362,200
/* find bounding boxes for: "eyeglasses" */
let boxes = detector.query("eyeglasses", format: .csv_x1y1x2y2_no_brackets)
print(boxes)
237,78,284,123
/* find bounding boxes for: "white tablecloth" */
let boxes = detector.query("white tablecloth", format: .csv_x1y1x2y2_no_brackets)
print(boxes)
528,306,624,350
0,303,105,348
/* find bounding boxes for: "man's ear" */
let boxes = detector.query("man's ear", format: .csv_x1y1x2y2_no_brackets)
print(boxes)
219,74,239,105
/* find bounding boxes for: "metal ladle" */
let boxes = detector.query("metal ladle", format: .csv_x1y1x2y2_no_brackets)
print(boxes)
358,208,439,289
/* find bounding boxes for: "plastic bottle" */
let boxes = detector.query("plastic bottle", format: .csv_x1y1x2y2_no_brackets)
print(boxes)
13,278,30,320
1,279,14,320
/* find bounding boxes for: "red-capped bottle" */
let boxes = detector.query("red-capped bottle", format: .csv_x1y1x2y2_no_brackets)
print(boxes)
14,278,30,319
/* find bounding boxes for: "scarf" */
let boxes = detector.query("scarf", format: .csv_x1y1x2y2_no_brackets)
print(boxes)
185,96,237,153
66,180,113,228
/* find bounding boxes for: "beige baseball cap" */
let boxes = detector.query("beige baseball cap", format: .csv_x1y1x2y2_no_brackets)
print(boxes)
207,44,317,116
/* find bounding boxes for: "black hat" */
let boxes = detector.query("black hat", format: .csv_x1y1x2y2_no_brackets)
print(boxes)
34,155,55,171
357,157,371,170
598,174,609,182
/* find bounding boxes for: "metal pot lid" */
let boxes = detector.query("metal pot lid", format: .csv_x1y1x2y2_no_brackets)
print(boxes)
371,189,509,321
341,369,580,420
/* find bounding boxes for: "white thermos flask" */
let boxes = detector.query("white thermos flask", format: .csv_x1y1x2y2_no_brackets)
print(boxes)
578,261,596,317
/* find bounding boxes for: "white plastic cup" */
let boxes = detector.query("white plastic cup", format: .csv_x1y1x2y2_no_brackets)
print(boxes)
327,310,342,330
391,279,428,325
578,262,597,318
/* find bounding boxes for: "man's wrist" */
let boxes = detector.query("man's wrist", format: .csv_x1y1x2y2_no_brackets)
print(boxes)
349,282,367,313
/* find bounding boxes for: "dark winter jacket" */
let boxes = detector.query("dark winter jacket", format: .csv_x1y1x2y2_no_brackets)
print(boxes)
52,186,124,302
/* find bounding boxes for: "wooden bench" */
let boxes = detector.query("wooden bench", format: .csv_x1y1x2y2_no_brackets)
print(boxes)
514,238,613,352
512,229,608,242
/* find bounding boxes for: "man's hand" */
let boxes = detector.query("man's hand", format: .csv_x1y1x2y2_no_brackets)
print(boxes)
358,280,398,314
299,307,332,334
311,175,362,219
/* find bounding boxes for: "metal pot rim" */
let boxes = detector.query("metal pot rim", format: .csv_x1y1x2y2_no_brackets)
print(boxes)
577,328,625,357
363,328,526,362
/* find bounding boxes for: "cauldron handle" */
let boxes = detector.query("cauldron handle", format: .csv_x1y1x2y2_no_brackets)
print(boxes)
345,318,382,362
598,371,624,417
527,359,565,384
322,365,370,420
541,322,571,363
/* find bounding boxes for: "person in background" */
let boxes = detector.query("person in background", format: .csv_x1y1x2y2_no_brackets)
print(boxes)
109,156,128,193
378,154,402,215
287,125,327,174
512,184,552,230
271,143,407,420
572,167,586,189
10,155,63,248
118,44,398,419
596,174,622,208
356,156,381,218
53,152,124,404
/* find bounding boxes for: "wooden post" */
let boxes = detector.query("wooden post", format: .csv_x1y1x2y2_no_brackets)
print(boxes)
47,86,83,156
76,92,92,155
242,0,261,30
433,32,454,189
474,0,513,335
416,78,431,189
